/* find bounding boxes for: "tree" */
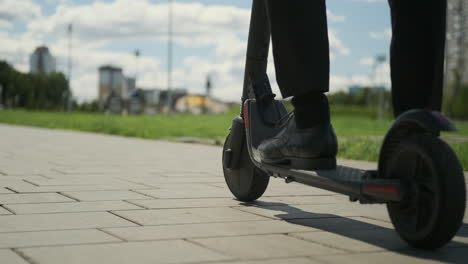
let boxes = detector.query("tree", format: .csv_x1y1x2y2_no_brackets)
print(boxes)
0,60,69,110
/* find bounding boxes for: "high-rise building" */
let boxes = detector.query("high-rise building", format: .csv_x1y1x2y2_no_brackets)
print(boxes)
124,77,136,95
29,46,56,74
98,65,124,109
445,0,468,94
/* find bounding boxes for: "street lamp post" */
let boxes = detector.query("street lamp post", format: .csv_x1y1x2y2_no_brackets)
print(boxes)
67,23,73,112
373,54,386,120
167,0,173,114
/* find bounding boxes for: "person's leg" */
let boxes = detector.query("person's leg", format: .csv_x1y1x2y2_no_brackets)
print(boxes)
266,0,331,128
388,0,447,117
259,1,337,170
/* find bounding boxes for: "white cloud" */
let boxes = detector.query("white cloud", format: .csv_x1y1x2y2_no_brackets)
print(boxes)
329,29,350,59
327,10,346,23
329,62,390,92
359,56,374,66
0,0,351,102
0,0,42,22
349,0,385,3
369,28,392,40
0,20,12,30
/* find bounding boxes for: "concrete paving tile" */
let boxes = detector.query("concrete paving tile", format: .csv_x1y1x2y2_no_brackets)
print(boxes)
289,229,407,253
128,197,244,209
0,206,12,215
18,240,231,264
0,187,13,194
62,190,150,201
0,193,73,204
191,234,344,259
233,203,389,222
112,207,269,226
128,177,225,185
0,178,41,186
160,172,219,177
264,182,336,196
0,180,40,191
212,257,322,264
0,168,57,175
5,201,141,214
314,247,468,264
7,183,153,193
263,195,349,205
449,227,468,248
104,220,313,241
0,212,136,232
0,249,29,264
1,124,467,263
0,229,120,248
136,187,232,199
25,178,132,186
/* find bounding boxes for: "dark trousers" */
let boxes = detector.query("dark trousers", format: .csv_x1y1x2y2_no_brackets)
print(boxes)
266,0,447,117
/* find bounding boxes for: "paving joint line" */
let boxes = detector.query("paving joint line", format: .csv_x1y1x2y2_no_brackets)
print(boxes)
56,192,80,202
11,241,127,250
11,248,37,264
228,206,278,220
1,205,16,215
96,228,127,242
4,187,18,194
107,211,143,226
360,215,392,224
122,200,148,209
284,232,353,254
50,168,67,174
183,238,236,260
129,189,159,199
36,174,53,179
22,180,39,187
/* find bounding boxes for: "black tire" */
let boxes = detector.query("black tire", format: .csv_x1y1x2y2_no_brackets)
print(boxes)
222,133,269,202
385,133,466,250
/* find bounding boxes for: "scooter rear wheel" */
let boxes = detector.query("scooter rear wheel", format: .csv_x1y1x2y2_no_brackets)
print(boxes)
385,133,466,250
222,133,269,202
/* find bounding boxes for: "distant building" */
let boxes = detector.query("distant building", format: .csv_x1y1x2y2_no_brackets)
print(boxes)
29,46,56,74
98,65,124,111
175,95,230,114
142,89,161,106
348,85,363,94
124,77,136,95
159,89,187,112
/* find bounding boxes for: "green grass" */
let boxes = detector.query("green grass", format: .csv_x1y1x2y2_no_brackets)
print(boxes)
1,108,468,170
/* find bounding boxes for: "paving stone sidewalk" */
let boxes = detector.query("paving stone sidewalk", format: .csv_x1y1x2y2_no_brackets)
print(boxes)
0,124,466,264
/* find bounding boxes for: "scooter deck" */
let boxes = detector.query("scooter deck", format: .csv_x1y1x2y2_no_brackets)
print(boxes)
243,99,402,203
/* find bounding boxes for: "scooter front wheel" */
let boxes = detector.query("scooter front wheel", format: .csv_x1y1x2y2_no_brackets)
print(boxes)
222,133,269,202
385,133,466,250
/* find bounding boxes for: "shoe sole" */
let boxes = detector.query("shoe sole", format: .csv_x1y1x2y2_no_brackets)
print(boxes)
262,156,337,170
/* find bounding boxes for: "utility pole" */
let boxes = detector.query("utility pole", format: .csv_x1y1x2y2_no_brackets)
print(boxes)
167,0,173,114
204,75,212,114
373,54,386,120
67,23,73,112
134,49,140,81
0,84,3,109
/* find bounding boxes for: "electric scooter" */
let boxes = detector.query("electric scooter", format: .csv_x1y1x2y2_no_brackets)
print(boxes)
222,0,466,250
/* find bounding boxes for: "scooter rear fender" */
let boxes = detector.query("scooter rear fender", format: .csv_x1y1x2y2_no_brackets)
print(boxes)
378,109,456,173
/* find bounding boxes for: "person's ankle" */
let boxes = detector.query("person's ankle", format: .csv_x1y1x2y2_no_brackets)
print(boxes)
292,92,330,129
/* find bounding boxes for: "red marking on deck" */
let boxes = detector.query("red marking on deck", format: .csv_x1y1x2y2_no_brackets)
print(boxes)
366,185,400,194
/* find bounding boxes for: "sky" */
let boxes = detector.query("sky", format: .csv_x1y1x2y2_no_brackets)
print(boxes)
0,0,392,102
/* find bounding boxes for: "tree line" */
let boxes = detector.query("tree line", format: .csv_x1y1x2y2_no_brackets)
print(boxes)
0,60,70,110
